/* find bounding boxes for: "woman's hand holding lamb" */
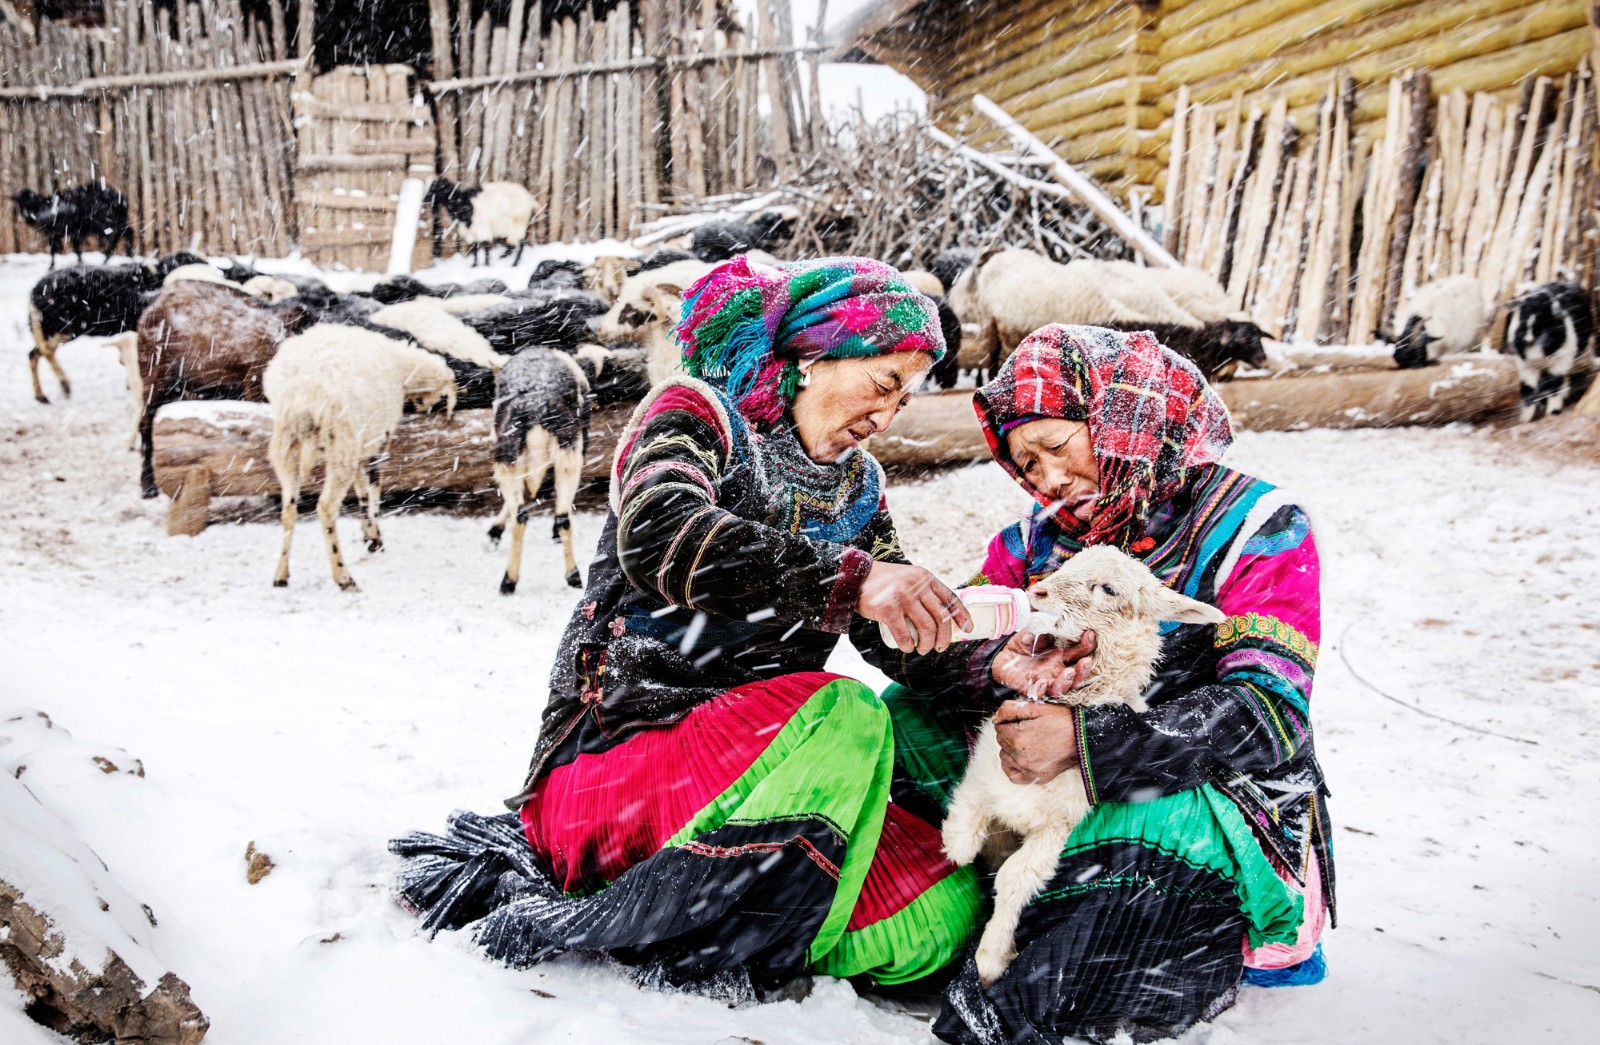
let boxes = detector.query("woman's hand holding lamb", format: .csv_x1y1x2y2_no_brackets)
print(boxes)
992,700,1081,785
990,628,1097,700
857,562,974,655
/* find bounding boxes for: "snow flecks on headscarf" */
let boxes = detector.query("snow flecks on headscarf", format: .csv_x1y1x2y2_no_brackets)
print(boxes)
672,256,946,429
973,324,1234,549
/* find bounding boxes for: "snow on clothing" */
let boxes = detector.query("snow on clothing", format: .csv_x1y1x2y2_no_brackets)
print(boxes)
913,326,1335,1044
392,258,968,989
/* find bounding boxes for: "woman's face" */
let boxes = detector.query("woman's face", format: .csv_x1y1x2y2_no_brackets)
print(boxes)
791,352,933,463
1005,418,1100,523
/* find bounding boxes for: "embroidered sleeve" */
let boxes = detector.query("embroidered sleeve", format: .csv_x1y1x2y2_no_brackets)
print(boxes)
613,382,870,633
1076,505,1321,804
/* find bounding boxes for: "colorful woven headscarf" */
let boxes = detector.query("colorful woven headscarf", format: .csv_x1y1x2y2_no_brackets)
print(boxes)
673,256,945,428
973,324,1234,548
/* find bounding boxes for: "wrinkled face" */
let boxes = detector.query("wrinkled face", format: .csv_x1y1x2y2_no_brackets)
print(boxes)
1005,418,1100,524
791,352,933,463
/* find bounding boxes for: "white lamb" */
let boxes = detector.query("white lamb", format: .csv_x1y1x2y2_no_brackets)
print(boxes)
946,248,1203,370
941,545,1226,987
265,327,457,592
368,300,507,370
1376,274,1489,369
596,258,713,344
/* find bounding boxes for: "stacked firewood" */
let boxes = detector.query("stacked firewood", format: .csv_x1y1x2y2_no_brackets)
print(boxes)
643,111,1137,270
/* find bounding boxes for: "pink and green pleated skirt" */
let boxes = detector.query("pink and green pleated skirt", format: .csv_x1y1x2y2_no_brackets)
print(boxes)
392,671,981,988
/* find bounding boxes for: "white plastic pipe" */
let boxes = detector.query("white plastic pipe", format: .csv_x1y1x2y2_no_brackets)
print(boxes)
387,178,426,276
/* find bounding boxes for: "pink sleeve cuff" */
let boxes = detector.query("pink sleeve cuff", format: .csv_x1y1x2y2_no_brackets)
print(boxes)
820,548,874,634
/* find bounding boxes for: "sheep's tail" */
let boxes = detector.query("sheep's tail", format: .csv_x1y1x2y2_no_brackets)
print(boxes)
493,396,532,465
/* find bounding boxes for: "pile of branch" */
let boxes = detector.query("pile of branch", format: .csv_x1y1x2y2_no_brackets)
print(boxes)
639,110,1137,270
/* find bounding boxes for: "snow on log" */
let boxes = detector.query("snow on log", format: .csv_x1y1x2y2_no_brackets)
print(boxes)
0,711,208,1044
151,354,1518,532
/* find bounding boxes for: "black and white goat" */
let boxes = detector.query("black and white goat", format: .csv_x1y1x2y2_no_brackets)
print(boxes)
1506,282,1596,422
1376,275,1489,370
422,177,536,266
491,348,592,594
11,182,134,268
25,252,204,403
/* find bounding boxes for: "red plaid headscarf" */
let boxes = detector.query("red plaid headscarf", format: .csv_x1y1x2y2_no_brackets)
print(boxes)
973,324,1234,548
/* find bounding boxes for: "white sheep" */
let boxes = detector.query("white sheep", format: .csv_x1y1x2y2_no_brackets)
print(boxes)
595,258,711,346
941,545,1225,987
368,300,508,370
265,327,457,592
901,269,947,298
1377,274,1489,369
240,274,300,302
1087,260,1245,324
946,248,1202,372
105,331,142,451
161,263,234,287
422,177,537,266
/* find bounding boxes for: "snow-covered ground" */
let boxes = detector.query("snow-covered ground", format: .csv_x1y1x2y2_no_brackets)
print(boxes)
2,252,1598,1043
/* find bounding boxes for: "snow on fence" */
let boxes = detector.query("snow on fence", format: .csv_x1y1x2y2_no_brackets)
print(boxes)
1163,61,1600,344
0,0,299,257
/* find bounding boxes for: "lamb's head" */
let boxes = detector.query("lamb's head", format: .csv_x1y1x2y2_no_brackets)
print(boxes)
1026,546,1225,707
399,348,459,419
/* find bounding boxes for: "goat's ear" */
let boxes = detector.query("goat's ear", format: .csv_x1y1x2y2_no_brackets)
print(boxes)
1147,584,1227,626
655,283,684,299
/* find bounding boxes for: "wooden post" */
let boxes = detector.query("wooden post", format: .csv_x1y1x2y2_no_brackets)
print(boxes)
972,94,1180,268
167,466,213,537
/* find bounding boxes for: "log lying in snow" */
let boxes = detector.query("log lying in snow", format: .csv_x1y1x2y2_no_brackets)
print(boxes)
152,354,1518,533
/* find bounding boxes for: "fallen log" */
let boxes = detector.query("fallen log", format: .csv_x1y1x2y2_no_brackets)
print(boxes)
152,355,1519,533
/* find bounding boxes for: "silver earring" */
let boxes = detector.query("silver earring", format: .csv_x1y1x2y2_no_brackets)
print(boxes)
798,369,812,388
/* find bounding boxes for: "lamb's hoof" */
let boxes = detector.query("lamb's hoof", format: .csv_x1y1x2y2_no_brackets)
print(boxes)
941,829,983,868
140,486,159,500
272,578,288,588
34,393,49,405
59,385,71,398
975,947,1014,989
366,538,384,553
338,579,359,593
486,524,504,546
565,569,582,589
500,574,517,595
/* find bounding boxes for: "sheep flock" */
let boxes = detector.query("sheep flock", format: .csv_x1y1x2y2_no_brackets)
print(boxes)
10,186,1595,594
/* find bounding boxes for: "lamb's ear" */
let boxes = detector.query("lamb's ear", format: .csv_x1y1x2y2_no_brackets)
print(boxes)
1147,584,1227,626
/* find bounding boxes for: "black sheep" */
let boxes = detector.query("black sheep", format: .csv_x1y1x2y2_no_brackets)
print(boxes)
690,211,792,262
25,252,205,403
636,247,697,272
526,259,587,291
1100,318,1269,382
459,294,604,357
12,183,134,269
925,297,966,391
928,249,978,297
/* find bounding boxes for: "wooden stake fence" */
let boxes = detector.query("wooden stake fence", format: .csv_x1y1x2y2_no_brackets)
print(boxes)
1165,62,1599,343
0,0,298,257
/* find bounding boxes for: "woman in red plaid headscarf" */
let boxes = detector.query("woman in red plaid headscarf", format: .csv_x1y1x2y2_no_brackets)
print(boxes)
886,325,1335,1043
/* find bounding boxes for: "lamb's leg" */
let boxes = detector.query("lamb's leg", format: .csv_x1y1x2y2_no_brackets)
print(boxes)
271,442,300,588
495,459,526,595
318,465,358,592
27,310,58,404
552,441,582,588
486,496,511,545
40,347,70,400
511,239,526,267
356,457,384,553
974,828,1072,988
941,775,994,869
